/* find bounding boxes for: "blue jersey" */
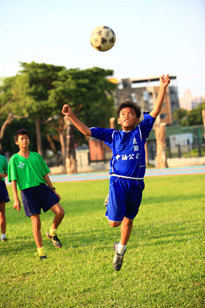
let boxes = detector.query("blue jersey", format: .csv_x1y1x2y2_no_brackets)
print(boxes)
90,113,155,180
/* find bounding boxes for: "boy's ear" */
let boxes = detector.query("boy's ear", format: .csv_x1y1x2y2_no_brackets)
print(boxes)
136,118,140,125
117,118,121,124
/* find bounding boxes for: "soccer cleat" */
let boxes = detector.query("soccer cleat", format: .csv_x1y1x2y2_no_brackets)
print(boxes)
39,255,47,260
113,242,126,271
46,231,62,248
1,237,7,242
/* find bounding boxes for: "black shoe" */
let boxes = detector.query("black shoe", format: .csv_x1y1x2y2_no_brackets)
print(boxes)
46,231,62,248
1,237,7,242
113,242,126,271
39,255,47,260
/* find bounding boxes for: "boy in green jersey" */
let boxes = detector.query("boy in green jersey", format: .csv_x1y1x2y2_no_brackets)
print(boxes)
8,129,65,260
0,154,10,241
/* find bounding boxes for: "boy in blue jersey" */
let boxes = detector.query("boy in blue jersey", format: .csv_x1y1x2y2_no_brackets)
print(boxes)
62,74,170,271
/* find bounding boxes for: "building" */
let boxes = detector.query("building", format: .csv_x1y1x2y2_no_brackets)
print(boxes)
113,75,179,125
179,89,205,110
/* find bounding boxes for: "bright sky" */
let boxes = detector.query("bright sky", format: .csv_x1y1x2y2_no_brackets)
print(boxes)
0,0,204,98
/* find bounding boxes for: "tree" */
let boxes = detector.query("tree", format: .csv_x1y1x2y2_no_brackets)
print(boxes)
173,108,187,124
181,102,205,126
48,67,117,173
172,103,205,126
16,62,66,155
0,76,19,152
0,63,117,173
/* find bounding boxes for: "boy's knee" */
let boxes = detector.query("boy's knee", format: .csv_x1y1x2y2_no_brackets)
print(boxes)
52,204,65,218
123,217,133,227
61,208,65,218
108,220,121,228
58,207,65,219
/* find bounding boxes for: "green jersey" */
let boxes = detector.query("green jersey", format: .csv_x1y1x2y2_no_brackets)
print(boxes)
8,151,50,190
0,155,8,181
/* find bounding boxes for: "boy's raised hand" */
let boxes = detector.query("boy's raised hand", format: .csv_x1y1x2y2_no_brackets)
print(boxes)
62,104,73,118
160,74,170,89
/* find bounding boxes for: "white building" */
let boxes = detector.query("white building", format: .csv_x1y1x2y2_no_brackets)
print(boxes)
179,89,205,110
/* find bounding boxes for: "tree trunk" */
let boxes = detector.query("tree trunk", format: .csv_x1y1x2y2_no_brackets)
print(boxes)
59,130,66,167
0,113,13,152
35,119,43,156
154,118,168,168
64,116,77,174
46,133,57,152
202,109,205,140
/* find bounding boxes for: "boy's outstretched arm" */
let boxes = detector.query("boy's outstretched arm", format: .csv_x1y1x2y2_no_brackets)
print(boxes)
149,75,170,118
62,104,91,136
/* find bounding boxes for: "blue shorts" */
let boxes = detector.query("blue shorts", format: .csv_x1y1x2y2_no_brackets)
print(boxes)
21,183,59,217
105,176,145,222
0,181,10,203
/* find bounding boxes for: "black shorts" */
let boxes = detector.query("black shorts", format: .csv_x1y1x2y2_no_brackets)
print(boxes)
0,181,10,203
21,183,59,217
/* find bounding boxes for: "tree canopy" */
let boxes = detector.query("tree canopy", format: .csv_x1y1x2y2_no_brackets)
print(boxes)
173,102,205,126
0,62,117,167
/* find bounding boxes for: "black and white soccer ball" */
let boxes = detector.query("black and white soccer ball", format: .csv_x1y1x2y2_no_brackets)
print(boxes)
90,26,116,52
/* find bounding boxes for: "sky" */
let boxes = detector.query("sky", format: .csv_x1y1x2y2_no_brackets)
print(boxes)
0,0,204,98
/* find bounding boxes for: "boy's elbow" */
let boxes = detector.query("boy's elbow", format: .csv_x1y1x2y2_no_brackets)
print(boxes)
85,129,91,137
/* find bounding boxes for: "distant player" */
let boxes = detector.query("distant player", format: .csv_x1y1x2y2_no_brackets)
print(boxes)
0,154,10,242
8,129,65,259
62,74,170,271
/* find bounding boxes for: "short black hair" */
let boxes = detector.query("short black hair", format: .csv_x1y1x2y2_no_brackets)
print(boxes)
117,100,141,119
14,129,30,142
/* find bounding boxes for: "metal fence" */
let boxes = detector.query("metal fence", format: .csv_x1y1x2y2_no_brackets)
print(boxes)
148,139,205,160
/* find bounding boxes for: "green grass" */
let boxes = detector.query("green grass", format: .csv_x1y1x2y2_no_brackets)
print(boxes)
1,174,204,308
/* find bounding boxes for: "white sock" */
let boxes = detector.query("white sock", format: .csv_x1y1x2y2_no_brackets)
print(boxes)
1,234,6,240
117,242,126,254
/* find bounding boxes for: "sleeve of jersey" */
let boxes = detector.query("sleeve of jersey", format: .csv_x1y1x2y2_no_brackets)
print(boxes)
140,113,156,140
90,127,114,146
8,156,18,182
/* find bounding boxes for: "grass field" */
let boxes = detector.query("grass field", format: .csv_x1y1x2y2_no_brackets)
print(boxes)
0,174,204,308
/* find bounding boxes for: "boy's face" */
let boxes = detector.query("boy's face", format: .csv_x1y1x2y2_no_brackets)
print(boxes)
15,134,30,148
118,107,140,131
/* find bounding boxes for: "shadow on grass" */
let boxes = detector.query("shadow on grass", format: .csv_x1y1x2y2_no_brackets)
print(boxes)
1,236,36,257
3,196,203,257
1,219,201,261
132,220,202,246
5,198,105,227
55,217,202,250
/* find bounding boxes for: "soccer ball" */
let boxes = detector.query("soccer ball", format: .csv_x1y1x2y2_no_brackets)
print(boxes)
90,26,116,52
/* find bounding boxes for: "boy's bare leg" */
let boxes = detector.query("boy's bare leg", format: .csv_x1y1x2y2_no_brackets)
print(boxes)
120,217,133,245
30,214,42,248
46,203,65,248
0,203,6,235
112,217,133,271
50,203,65,229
